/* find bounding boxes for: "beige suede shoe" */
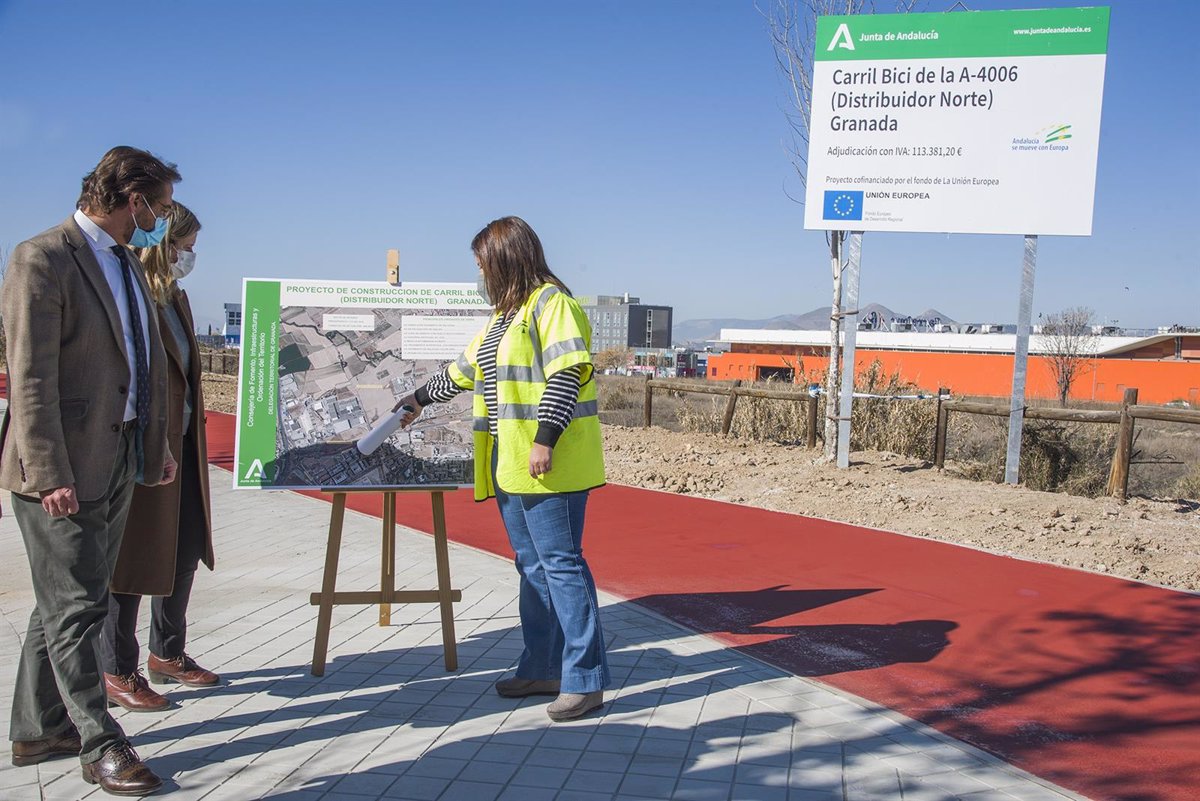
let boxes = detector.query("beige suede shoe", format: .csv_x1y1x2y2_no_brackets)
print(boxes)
547,691,604,721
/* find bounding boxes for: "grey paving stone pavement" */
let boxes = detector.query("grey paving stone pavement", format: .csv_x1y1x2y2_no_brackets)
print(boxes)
0,469,1090,800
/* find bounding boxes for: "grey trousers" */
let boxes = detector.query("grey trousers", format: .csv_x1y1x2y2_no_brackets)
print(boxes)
9,428,136,765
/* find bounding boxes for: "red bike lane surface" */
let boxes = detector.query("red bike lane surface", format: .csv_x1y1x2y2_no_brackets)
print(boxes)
72,410,1200,800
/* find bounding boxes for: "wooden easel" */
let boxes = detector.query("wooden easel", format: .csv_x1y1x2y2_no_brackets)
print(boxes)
309,486,461,676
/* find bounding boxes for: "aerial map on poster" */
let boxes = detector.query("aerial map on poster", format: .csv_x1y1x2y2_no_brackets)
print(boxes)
234,279,491,490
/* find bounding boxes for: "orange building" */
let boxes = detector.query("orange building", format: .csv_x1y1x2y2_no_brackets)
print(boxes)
707,330,1200,406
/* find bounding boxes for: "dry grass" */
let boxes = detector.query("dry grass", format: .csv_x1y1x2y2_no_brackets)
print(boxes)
948,416,1116,497
1128,422,1200,501
730,393,811,443
1175,465,1200,501
849,361,938,459
946,409,1200,499
677,385,812,443
598,376,696,432
596,375,642,414
671,361,938,457
674,397,723,436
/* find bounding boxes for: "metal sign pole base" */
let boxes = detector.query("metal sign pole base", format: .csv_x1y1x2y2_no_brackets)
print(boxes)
1005,235,1038,484
836,232,864,469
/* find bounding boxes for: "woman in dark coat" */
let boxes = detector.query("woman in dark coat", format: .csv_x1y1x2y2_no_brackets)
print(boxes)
100,202,217,711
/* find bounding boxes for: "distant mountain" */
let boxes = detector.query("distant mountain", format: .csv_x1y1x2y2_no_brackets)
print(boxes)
673,303,956,345
917,308,957,325
773,307,830,330
854,303,899,331
672,315,806,345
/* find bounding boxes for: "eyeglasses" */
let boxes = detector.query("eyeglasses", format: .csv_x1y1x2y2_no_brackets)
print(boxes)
142,196,172,219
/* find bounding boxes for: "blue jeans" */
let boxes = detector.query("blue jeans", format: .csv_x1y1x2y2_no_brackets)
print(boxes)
493,452,609,694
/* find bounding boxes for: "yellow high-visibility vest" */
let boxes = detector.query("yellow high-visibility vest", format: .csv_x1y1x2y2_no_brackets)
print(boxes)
448,284,605,500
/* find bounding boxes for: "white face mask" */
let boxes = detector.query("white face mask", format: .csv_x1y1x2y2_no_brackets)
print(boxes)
171,250,196,280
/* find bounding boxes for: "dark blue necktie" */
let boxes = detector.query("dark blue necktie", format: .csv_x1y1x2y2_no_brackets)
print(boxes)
111,246,150,432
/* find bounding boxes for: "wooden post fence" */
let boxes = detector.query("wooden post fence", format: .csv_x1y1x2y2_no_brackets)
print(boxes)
1106,387,1139,501
632,377,1199,497
933,387,949,469
642,374,653,427
806,391,819,450
931,386,1200,496
720,380,744,437
199,351,240,375
640,377,822,448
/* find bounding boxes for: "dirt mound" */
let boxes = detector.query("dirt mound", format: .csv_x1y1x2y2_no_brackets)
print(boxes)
203,373,238,415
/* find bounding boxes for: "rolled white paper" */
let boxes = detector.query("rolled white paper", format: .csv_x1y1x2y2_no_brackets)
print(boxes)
356,405,414,456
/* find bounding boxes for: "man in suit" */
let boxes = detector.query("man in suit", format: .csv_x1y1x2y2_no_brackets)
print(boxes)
2,146,180,796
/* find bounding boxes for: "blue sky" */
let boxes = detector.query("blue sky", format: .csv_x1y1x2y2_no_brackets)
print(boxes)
0,0,1196,332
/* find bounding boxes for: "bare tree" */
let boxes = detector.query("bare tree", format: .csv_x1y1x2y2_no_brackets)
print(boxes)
763,0,917,461
594,346,633,374
1040,306,1098,407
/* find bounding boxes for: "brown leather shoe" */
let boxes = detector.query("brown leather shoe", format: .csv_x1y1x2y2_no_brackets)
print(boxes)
105,671,170,712
82,742,162,796
147,653,220,687
11,725,81,767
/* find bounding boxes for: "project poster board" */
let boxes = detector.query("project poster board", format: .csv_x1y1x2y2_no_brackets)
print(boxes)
234,279,491,490
803,7,1109,236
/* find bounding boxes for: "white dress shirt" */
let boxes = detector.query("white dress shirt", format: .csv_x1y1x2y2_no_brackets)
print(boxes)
72,209,153,422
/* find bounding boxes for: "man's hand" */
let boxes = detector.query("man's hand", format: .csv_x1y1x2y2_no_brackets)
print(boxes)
159,454,178,485
529,444,553,478
393,395,422,428
40,486,79,518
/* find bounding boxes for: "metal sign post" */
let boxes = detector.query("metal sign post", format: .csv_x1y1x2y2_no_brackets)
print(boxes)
836,232,864,469
1005,235,1038,484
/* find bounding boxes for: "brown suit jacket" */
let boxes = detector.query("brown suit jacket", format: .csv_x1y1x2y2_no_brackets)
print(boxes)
0,217,170,502
112,290,214,595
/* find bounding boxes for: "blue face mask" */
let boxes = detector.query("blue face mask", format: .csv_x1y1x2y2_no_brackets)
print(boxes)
129,197,168,248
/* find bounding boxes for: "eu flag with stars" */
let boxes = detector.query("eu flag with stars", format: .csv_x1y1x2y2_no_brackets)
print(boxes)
823,190,864,221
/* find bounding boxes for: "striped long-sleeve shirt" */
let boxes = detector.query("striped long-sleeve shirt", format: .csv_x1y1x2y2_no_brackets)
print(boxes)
414,312,583,447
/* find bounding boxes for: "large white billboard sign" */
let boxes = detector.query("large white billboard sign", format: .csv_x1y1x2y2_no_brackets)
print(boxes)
804,7,1110,236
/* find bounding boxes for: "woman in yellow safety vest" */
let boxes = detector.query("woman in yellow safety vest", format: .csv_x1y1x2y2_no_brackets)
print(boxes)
395,216,608,721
